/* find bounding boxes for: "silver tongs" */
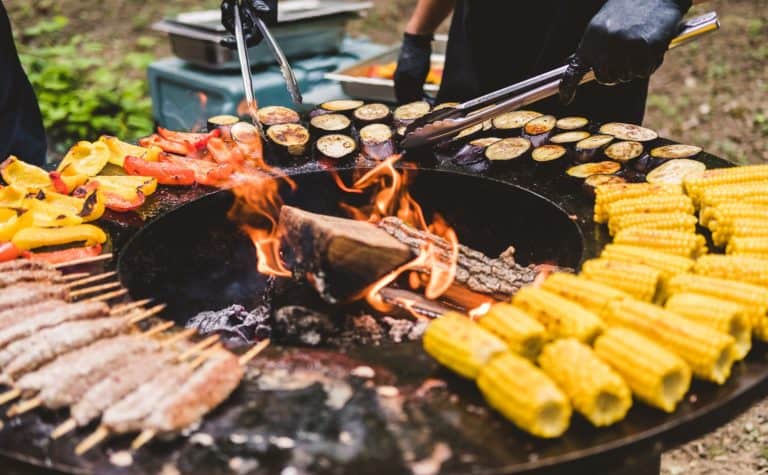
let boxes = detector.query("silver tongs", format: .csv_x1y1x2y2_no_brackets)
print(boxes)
233,1,303,109
401,12,720,149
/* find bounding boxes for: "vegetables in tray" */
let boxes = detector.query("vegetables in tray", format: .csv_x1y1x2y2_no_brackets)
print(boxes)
365,61,443,86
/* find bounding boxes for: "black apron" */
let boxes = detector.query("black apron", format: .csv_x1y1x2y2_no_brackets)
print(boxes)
438,0,649,124
0,2,47,166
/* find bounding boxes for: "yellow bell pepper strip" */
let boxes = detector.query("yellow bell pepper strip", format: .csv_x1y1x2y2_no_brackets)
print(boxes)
31,189,105,223
23,200,83,227
99,136,163,166
0,156,52,191
0,185,27,208
86,175,157,212
0,242,21,262
0,212,30,241
0,208,17,224
58,141,110,177
12,224,107,251
22,243,102,264
48,171,88,194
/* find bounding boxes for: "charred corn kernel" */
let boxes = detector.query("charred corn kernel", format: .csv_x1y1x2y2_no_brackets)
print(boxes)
600,244,695,279
695,254,768,288
605,195,694,222
614,228,707,258
538,339,632,427
727,237,768,259
541,272,629,317
423,312,508,379
478,304,547,359
684,164,768,205
699,181,768,208
512,287,604,343
594,183,682,223
665,293,752,360
604,299,735,384
712,218,768,247
700,203,768,228
608,212,697,236
581,259,661,302
477,352,571,438
594,327,691,412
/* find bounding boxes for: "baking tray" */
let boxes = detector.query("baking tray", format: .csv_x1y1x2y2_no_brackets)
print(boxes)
325,36,447,103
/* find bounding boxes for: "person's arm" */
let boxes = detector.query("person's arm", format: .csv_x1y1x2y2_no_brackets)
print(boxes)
405,0,455,35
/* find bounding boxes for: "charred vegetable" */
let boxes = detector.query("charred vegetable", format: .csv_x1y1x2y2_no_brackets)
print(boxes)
266,123,311,158
492,111,542,135
532,144,567,165
604,141,644,163
353,103,392,126
567,161,622,179
257,106,300,127
315,134,358,162
230,122,261,146
584,174,627,196
575,134,614,162
206,115,239,134
320,100,365,117
523,115,557,147
646,159,706,185
433,102,459,111
359,124,396,161
394,101,432,128
600,123,658,142
454,137,502,166
550,131,591,145
309,114,352,138
650,144,703,160
556,116,589,131
485,137,531,162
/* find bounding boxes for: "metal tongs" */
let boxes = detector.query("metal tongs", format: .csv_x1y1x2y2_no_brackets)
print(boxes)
402,12,720,149
233,0,303,111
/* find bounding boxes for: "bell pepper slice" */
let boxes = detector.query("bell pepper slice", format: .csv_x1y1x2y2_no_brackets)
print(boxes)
0,185,26,209
0,208,17,223
32,189,105,223
164,155,233,187
158,127,221,151
139,134,196,156
23,200,84,227
22,243,102,264
99,136,164,166
0,242,21,262
0,213,30,242
1,156,52,191
123,155,196,186
58,141,110,177
49,171,89,194
12,224,107,251
89,175,157,197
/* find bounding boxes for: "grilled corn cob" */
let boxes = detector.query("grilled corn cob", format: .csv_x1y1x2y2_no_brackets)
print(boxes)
608,212,697,236
665,273,768,340
540,272,629,317
695,254,768,288
538,339,632,427
684,164,768,205
712,218,768,247
594,327,691,413
613,228,707,258
477,352,571,438
600,244,695,279
423,312,508,379
700,202,768,229
581,259,661,302
604,299,735,384
594,183,682,223
665,293,752,360
512,287,604,343
605,195,694,222
699,181,768,208
727,237,768,259
478,303,547,359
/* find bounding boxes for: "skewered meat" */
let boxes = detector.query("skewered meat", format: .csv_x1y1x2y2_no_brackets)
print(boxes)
0,269,62,288
0,301,108,349
0,299,64,331
0,259,53,274
0,283,69,312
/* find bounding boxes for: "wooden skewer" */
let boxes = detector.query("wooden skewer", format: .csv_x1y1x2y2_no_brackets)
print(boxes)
82,288,128,303
239,338,270,366
75,426,109,455
69,281,121,299
53,253,113,269
131,429,156,450
0,388,21,406
57,272,90,283
7,396,41,417
128,304,167,325
176,335,220,362
161,328,197,346
141,319,173,337
51,418,77,439
64,271,117,289
110,299,152,315
188,344,223,369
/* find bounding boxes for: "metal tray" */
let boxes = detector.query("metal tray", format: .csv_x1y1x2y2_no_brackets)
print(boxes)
325,36,447,103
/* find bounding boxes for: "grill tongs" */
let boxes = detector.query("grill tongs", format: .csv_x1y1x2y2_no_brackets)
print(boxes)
401,12,719,149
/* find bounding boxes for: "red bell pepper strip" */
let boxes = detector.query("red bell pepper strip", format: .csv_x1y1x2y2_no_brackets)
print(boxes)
101,190,146,212
22,244,102,264
0,242,21,262
124,156,196,186
206,137,245,165
158,127,221,151
164,155,234,187
139,134,195,156
48,171,70,194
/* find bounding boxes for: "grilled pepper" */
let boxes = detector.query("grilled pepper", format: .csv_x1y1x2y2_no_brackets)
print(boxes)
12,224,107,251
123,155,196,186
49,171,88,194
0,156,52,191
139,134,196,156
58,141,110,177
164,155,233,186
22,243,102,264
99,136,163,166
157,127,221,151
87,176,157,212
34,189,105,223
0,185,27,208
0,242,21,262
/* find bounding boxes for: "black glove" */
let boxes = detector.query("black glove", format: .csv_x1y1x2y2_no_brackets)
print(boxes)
559,0,691,105
220,0,278,49
394,33,433,104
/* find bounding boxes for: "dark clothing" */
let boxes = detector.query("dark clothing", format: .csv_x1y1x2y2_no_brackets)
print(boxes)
0,2,46,166
438,0,649,124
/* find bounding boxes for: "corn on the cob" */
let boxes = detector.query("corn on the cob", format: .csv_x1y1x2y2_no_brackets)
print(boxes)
695,254,768,288
604,299,735,384
711,218,768,247
608,212,697,236
540,272,629,317
478,303,547,359
665,273,768,340
594,327,691,413
605,195,694,222
594,183,682,223
613,228,707,258
581,259,661,302
684,164,768,205
700,202,768,229
512,287,604,343
538,339,632,427
699,181,768,208
727,237,768,259
423,312,508,379
477,352,571,438
665,293,752,360
600,244,695,279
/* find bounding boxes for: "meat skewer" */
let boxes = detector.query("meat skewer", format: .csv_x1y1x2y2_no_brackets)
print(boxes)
0,280,125,313
0,253,112,274
0,301,110,350
51,252,113,268
0,267,113,290
0,300,66,332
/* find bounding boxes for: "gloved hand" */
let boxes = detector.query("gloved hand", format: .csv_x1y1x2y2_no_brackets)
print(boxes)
559,0,691,105
220,0,278,49
394,33,433,104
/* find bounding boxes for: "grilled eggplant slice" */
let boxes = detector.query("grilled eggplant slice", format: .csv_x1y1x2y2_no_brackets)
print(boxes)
646,159,706,185
320,100,365,116
359,124,396,161
556,116,589,131
492,110,543,135
485,137,531,162
523,115,557,147
532,144,567,163
433,102,459,111
266,123,311,158
574,134,614,162
315,134,358,163
567,161,622,178
650,144,703,160
604,141,644,163
207,115,239,134
394,101,432,128
257,106,300,127
231,122,261,145
584,174,627,195
599,122,658,142
310,114,352,138
353,103,392,126
454,137,502,166
550,131,591,144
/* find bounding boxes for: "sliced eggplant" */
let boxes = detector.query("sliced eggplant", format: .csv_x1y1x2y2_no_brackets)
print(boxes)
532,144,567,163
492,110,543,134
584,174,627,195
567,161,622,178
599,122,658,142
256,106,300,127
550,131,591,144
315,134,358,162
650,144,703,160
320,100,365,116
604,141,644,163
231,122,261,146
359,123,396,161
455,122,485,141
485,137,531,162
393,101,432,127
207,115,239,133
574,134,614,162
310,113,352,138
523,115,557,147
353,103,392,126
556,116,589,131
433,102,459,111
453,137,502,167
266,123,311,158
646,159,706,185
